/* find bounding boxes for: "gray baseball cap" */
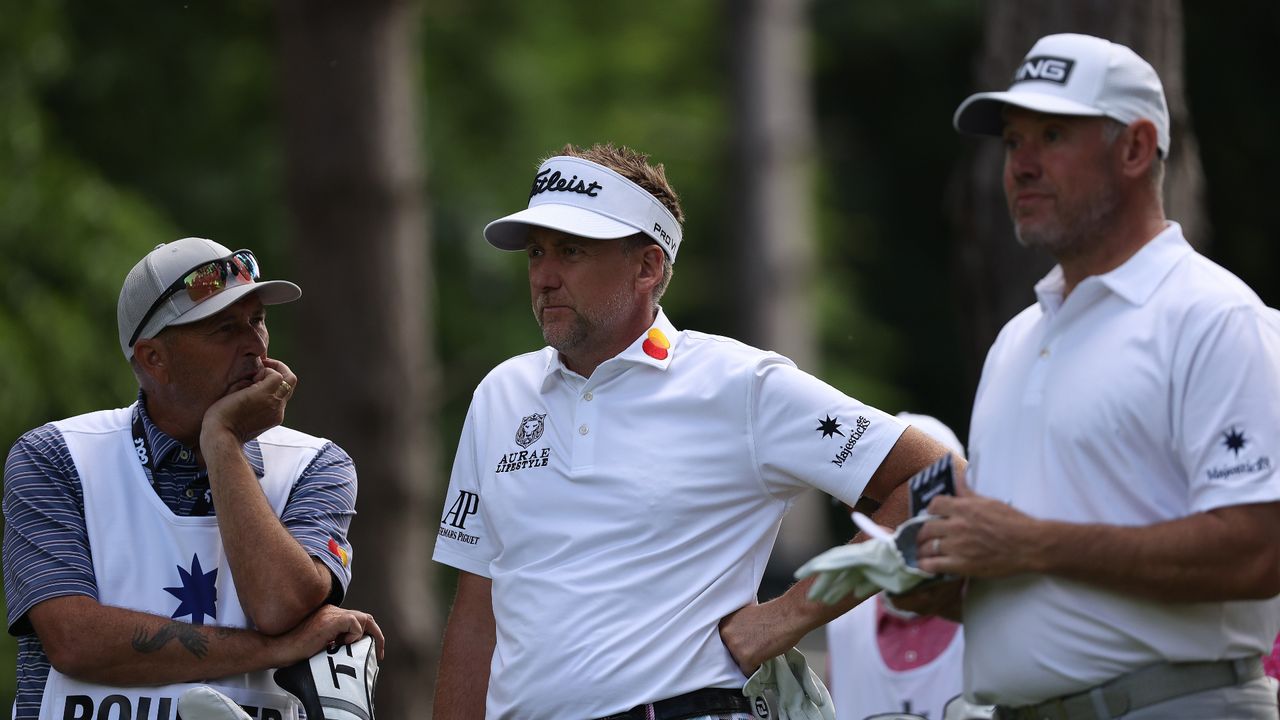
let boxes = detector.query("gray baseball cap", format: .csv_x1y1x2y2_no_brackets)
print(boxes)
117,237,301,359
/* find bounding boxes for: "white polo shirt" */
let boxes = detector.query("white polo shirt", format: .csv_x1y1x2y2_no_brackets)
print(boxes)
963,223,1280,705
433,310,906,719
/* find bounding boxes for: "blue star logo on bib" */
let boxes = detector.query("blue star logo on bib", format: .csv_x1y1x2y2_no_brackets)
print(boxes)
164,554,218,625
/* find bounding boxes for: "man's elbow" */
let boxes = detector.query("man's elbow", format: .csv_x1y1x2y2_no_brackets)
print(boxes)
44,636,99,679
249,565,334,635
1243,550,1280,600
1221,540,1280,600
249,591,328,636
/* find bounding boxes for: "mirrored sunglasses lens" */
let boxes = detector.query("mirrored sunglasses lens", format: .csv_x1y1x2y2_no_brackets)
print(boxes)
231,250,260,281
183,262,229,302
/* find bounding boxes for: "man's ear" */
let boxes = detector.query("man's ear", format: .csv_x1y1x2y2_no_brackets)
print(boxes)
635,243,665,295
132,337,170,385
1119,119,1160,180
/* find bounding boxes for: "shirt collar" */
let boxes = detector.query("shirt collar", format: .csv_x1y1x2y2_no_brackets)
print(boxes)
134,390,265,477
539,308,681,392
1035,221,1191,313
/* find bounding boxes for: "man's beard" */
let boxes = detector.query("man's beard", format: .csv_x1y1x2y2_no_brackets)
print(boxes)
1012,171,1121,258
535,284,635,356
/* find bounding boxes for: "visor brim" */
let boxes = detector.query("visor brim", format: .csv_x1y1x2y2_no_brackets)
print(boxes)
484,204,642,251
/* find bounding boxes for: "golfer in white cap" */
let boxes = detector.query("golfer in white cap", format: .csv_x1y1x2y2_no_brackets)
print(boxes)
3,238,382,720
898,33,1280,718
432,143,960,719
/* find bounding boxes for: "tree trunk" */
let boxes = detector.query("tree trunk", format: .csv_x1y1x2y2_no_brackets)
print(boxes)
727,0,827,588
948,0,1204,386
276,1,438,716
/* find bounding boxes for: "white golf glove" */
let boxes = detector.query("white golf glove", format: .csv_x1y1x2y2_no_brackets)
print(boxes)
178,687,252,720
742,648,834,720
795,512,935,604
274,635,380,720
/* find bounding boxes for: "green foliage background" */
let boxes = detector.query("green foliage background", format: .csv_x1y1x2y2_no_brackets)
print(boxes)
2,0,1277,709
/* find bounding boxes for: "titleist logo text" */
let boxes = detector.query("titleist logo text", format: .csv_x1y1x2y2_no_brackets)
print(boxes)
531,169,602,199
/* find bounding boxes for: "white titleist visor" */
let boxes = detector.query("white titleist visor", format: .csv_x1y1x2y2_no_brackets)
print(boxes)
484,156,683,262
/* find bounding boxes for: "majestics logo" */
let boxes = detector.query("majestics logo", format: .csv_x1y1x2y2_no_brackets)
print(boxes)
830,416,871,468
1222,426,1247,457
815,415,844,439
1206,425,1273,481
1013,55,1075,85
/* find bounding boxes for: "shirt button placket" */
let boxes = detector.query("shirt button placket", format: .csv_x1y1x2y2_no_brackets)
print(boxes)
572,386,598,472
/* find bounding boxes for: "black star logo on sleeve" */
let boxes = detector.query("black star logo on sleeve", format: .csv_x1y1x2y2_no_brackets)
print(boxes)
1223,427,1247,457
816,415,844,439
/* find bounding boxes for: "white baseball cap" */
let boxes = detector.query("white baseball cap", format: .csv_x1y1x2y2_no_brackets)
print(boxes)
953,33,1170,156
118,237,301,359
484,155,683,262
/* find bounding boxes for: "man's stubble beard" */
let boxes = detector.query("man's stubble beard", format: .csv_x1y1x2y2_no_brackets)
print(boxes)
1012,165,1121,259
535,284,636,357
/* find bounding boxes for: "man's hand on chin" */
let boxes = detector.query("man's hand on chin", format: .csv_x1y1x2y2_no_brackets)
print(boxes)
203,358,297,444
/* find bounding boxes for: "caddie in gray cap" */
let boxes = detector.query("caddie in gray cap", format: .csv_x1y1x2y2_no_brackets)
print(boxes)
118,237,301,359
893,32,1280,720
3,237,383,720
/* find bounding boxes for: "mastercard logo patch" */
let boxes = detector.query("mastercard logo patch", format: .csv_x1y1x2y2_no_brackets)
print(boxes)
642,328,670,360
328,538,350,567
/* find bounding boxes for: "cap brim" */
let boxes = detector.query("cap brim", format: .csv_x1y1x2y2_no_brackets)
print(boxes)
954,91,1107,137
484,204,641,251
169,280,302,327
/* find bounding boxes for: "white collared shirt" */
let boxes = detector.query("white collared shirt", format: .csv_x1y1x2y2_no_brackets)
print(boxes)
434,309,905,719
963,222,1280,705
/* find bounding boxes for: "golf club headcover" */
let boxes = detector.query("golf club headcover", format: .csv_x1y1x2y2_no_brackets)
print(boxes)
273,635,379,720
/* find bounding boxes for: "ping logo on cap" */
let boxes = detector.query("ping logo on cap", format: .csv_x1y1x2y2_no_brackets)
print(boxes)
1013,56,1075,85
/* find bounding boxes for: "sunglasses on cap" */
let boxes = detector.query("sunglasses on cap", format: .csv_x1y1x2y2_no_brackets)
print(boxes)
127,249,260,348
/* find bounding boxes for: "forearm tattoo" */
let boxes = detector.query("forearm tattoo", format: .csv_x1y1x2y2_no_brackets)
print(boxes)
131,622,210,659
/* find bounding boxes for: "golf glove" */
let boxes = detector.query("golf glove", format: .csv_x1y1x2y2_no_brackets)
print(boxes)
795,513,935,604
742,648,834,720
